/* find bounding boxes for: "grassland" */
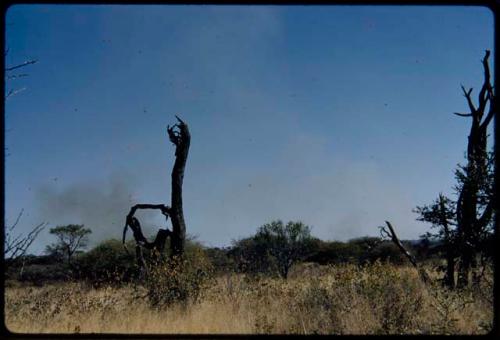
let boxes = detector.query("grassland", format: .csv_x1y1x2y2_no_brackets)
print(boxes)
4,262,493,334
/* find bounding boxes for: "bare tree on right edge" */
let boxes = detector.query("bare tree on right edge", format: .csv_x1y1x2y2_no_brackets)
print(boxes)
412,50,495,289
452,50,495,288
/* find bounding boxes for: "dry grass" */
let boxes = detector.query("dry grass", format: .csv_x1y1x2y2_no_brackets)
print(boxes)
4,261,493,334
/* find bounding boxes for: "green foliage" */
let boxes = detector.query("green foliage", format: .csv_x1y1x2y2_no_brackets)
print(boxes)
145,244,215,307
347,237,407,265
203,246,234,274
348,236,383,252
47,224,92,264
74,239,137,286
307,240,363,264
231,220,316,279
367,242,407,265
229,236,277,276
17,264,70,286
415,194,456,241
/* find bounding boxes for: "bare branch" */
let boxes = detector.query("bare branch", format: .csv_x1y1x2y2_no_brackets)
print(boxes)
5,87,27,99
381,221,431,283
5,59,38,72
461,85,477,115
378,225,391,239
5,73,29,80
122,204,172,256
453,112,473,117
6,221,47,260
480,97,496,131
8,209,24,233
477,50,492,115
175,115,185,124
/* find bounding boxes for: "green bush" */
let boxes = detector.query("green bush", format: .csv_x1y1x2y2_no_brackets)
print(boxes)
204,246,234,274
306,240,363,264
230,220,316,278
145,244,215,307
17,264,70,285
74,239,137,286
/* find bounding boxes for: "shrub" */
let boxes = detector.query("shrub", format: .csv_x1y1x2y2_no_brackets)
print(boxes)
17,264,70,285
74,239,137,286
306,240,363,264
145,243,215,307
204,246,234,274
230,220,316,278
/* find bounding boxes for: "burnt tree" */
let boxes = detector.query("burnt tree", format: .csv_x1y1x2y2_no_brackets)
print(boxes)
453,50,495,288
123,116,190,271
167,116,191,257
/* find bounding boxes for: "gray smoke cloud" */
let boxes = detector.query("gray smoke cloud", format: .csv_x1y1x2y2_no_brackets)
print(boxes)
34,172,166,248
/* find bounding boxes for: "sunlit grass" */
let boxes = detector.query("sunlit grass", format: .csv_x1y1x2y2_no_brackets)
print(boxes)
5,262,493,334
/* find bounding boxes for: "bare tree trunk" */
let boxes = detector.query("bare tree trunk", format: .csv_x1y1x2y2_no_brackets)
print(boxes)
454,50,495,289
167,116,191,258
122,116,190,271
439,196,456,289
444,255,456,289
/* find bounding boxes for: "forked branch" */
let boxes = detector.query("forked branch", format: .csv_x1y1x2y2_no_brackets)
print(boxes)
123,204,172,256
5,209,47,261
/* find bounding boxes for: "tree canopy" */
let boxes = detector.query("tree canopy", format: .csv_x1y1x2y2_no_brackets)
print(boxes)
47,224,92,264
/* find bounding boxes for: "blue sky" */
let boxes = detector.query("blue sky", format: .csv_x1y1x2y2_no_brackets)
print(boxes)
4,5,494,254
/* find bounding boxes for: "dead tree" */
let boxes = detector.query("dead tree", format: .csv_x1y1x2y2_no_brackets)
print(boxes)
167,116,191,257
4,49,38,100
5,209,47,276
380,221,431,283
5,209,47,260
123,116,190,271
453,50,495,288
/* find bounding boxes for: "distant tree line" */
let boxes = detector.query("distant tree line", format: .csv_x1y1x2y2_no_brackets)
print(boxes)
6,219,451,287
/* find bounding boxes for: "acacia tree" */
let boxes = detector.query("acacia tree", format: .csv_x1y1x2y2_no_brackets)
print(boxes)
122,116,190,271
255,220,315,279
47,224,92,264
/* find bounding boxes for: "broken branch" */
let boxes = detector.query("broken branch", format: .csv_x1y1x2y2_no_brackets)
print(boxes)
123,204,172,258
380,221,431,283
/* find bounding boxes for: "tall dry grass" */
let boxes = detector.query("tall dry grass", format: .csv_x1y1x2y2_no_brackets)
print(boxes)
4,261,493,334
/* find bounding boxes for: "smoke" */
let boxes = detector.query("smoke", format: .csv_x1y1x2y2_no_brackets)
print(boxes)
35,172,166,247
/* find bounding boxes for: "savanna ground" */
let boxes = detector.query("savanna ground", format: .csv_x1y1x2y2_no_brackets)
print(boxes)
4,261,493,334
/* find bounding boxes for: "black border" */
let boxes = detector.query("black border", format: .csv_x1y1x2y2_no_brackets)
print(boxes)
1,0,498,338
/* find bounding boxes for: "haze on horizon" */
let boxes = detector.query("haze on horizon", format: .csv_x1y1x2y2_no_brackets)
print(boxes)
4,5,494,255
